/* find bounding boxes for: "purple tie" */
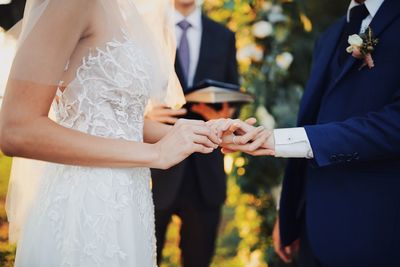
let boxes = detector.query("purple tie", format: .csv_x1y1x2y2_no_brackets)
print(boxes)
177,20,191,86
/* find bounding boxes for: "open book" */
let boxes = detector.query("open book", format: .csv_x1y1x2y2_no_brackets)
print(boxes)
185,79,254,104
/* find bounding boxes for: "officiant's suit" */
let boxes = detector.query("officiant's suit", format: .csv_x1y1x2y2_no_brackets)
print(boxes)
151,7,238,267
277,0,400,266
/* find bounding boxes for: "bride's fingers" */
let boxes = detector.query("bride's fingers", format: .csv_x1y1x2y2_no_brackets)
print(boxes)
192,134,218,149
192,144,214,154
192,125,221,144
214,119,233,138
223,122,241,137
220,119,247,138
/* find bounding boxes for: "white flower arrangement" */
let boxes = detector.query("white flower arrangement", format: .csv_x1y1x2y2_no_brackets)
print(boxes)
252,20,273,39
268,5,287,23
256,105,276,130
276,52,294,70
346,34,364,53
346,27,378,70
237,44,264,62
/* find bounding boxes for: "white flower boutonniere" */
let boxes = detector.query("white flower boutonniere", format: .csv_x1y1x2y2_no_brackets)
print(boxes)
346,27,379,70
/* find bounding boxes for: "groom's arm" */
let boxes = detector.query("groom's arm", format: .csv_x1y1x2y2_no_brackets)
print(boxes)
304,92,400,167
274,90,400,166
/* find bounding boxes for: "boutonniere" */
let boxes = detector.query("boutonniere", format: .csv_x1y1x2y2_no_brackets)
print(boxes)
346,27,379,70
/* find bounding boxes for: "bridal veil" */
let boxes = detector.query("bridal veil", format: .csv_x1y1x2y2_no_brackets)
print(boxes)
4,0,185,243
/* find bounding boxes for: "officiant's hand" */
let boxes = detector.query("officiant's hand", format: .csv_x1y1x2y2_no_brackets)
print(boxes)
154,119,221,169
146,105,187,125
191,102,235,120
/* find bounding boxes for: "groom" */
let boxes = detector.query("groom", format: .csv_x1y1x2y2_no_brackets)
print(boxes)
224,0,400,266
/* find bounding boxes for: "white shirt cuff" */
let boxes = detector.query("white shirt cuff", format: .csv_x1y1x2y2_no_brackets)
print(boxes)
273,127,314,159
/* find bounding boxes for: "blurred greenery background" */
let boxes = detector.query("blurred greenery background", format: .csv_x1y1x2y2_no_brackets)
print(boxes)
0,0,349,266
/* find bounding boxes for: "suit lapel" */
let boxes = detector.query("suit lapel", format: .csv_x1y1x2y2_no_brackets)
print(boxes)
324,0,400,97
298,17,346,124
193,15,211,85
369,0,400,39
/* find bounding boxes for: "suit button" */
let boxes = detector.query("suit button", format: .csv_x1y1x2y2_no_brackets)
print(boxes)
353,152,360,160
338,154,345,162
330,155,338,162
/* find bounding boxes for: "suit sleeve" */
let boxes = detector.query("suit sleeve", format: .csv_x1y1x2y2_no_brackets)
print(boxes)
304,90,400,167
225,32,239,85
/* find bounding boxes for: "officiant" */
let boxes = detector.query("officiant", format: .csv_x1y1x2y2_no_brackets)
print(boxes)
147,0,239,266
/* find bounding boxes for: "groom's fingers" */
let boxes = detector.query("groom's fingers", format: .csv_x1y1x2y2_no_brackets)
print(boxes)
246,129,269,150
275,248,292,263
244,117,257,126
221,147,237,154
249,149,275,156
235,126,265,146
222,143,275,156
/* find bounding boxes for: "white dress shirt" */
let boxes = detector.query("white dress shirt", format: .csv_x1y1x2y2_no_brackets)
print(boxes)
175,8,202,88
273,0,385,159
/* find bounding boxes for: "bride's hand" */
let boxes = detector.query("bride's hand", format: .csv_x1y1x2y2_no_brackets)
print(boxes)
153,119,221,169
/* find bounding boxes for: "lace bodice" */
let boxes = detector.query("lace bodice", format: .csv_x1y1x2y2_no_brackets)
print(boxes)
53,37,151,142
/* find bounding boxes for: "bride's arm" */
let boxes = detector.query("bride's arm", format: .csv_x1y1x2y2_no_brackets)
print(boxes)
143,118,172,144
0,0,219,170
0,80,218,169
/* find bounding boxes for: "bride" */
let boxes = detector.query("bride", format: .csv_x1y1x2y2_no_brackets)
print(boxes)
0,0,250,266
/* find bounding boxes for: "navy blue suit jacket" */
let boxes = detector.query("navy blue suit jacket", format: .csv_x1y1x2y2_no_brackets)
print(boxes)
279,0,400,266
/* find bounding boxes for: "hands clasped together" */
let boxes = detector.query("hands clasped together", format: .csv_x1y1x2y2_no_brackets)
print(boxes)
155,117,275,170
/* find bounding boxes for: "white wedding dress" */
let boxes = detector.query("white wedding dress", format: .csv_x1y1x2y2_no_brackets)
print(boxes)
14,36,157,267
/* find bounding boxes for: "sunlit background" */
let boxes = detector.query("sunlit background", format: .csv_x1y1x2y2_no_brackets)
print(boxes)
0,0,349,266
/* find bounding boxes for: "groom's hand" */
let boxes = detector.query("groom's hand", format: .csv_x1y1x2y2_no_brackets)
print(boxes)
273,217,300,263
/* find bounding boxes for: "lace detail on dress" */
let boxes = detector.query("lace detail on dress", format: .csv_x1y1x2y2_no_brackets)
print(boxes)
35,165,156,266
21,36,158,266
53,36,151,142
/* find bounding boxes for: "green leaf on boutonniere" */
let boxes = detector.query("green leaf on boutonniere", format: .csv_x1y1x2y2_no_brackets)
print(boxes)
359,27,379,56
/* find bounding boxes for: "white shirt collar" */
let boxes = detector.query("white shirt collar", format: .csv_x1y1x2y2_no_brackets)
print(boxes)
175,7,202,30
347,0,385,22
